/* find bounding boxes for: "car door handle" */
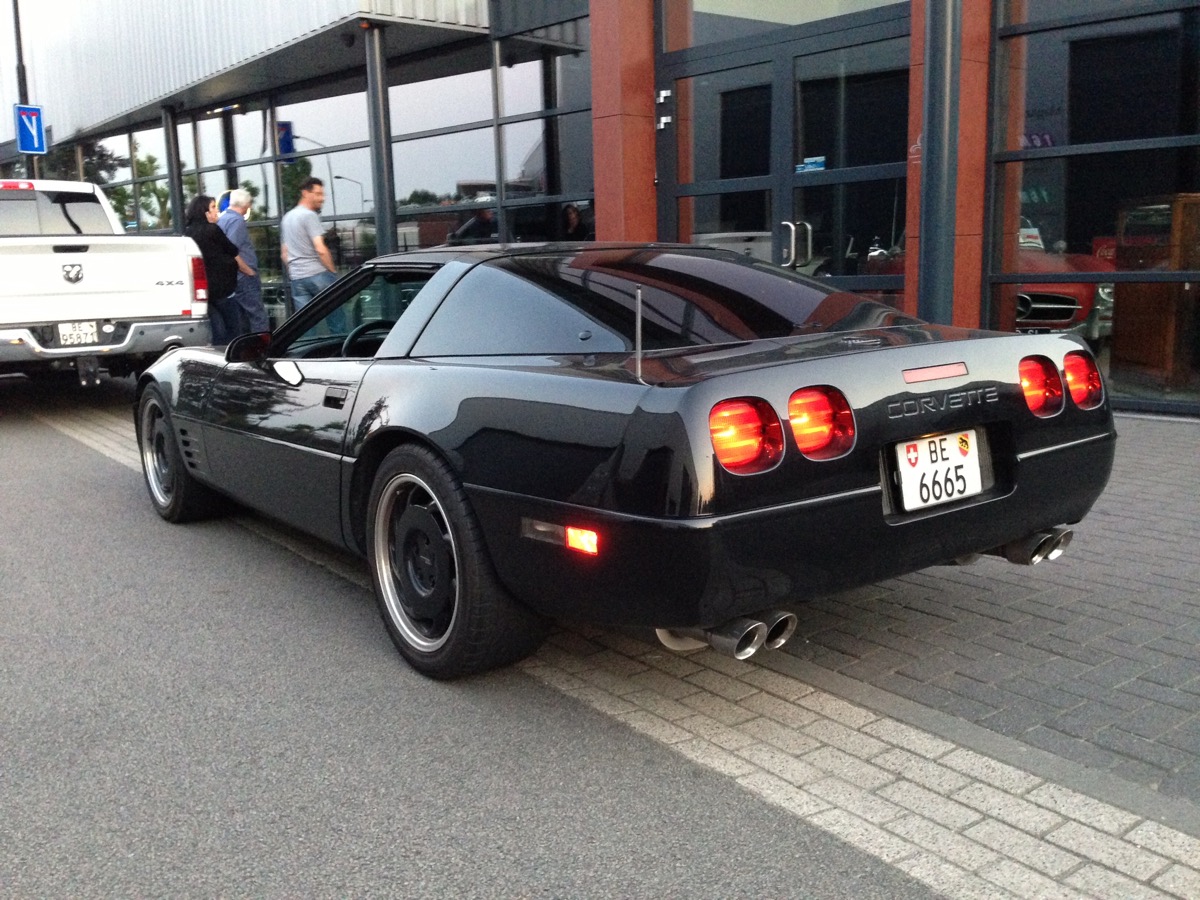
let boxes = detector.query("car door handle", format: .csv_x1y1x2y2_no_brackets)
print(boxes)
324,387,348,409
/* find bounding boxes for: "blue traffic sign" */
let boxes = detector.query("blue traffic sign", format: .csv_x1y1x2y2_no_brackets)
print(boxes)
15,104,47,155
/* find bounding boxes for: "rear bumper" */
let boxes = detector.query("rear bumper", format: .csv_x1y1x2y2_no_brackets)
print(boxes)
0,317,210,366
469,429,1116,629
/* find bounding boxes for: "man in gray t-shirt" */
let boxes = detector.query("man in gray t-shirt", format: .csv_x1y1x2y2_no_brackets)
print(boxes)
281,176,338,311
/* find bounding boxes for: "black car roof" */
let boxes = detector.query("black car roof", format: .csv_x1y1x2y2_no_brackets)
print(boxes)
366,241,736,267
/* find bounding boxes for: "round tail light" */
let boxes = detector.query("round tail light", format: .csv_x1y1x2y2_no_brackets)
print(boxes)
1063,350,1104,409
1019,356,1064,417
788,387,855,459
709,398,783,474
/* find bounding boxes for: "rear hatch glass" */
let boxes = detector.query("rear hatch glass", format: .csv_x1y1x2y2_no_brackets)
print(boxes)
0,189,114,236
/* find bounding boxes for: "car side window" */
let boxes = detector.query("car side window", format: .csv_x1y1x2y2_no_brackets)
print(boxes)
284,270,431,359
411,264,628,356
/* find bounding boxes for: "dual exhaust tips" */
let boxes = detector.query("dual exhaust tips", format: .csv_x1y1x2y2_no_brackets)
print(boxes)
656,609,799,661
957,526,1073,567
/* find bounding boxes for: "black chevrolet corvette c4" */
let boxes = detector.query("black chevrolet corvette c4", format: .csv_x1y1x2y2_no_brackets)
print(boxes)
135,243,1116,678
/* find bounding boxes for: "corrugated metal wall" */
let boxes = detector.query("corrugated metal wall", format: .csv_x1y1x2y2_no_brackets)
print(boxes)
11,0,488,141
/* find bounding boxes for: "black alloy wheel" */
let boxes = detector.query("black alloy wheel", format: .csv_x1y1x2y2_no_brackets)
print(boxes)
136,384,221,523
366,445,548,678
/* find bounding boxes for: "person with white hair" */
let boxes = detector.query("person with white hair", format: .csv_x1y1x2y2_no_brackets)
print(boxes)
218,187,270,337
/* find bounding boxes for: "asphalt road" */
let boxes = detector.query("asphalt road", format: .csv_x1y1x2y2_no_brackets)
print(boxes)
0,374,938,898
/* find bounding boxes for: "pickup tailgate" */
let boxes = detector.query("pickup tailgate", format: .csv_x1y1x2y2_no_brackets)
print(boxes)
0,235,202,324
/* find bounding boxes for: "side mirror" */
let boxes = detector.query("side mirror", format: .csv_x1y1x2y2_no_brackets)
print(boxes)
226,331,272,363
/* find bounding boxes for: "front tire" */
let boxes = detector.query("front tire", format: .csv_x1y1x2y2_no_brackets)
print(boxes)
367,445,548,678
137,385,223,522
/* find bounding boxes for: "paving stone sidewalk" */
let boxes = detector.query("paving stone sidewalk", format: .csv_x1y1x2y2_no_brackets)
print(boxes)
780,413,1200,806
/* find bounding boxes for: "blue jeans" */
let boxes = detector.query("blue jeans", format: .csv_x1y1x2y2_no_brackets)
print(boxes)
207,294,239,345
230,274,270,335
290,270,338,312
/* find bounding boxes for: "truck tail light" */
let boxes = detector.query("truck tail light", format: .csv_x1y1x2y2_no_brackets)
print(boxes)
788,387,855,459
709,398,783,474
1064,350,1104,409
1020,356,1064,416
189,256,209,316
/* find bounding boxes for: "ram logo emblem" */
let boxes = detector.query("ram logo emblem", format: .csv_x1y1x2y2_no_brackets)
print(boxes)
62,264,84,284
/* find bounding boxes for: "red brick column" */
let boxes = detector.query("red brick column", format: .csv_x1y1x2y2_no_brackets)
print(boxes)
590,0,658,241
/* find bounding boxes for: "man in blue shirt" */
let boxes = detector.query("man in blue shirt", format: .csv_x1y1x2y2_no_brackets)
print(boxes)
217,188,270,336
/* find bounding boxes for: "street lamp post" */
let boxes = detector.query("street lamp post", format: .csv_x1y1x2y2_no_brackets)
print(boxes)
334,175,364,214
292,134,337,218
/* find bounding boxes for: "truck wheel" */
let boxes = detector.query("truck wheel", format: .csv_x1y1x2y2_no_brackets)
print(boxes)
366,445,548,679
137,385,222,522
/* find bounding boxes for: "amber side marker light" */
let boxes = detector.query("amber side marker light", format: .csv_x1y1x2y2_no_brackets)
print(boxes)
788,387,856,459
1063,351,1104,409
521,518,599,556
1020,356,1064,417
566,527,599,556
709,398,784,474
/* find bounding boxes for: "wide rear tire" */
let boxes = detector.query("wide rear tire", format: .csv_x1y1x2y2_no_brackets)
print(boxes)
137,384,223,523
366,445,548,679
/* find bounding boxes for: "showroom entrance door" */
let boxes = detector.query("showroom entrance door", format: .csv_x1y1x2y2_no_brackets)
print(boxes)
657,10,911,293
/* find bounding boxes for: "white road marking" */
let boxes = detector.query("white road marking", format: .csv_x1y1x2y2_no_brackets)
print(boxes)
36,407,1200,900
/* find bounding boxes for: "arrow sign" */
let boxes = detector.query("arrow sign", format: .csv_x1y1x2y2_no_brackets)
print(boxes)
15,104,48,155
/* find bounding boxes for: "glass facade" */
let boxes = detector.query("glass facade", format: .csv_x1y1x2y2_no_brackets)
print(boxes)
8,0,1199,413
663,13,909,301
18,14,592,322
993,2,1200,411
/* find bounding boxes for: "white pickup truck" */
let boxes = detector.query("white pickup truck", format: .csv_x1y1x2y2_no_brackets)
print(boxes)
0,179,210,385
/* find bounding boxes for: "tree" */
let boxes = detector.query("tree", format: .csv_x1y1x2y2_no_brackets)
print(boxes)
404,189,439,206
40,140,130,185
280,157,314,210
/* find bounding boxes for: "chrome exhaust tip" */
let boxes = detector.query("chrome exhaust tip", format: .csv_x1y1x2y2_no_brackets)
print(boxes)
758,610,798,650
656,617,768,660
987,526,1073,566
1042,526,1072,562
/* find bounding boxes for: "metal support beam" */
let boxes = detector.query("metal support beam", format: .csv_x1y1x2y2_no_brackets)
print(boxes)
917,0,961,324
364,23,397,256
162,105,186,233
491,38,507,243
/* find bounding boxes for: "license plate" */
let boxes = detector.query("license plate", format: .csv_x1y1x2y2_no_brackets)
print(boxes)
57,321,99,346
894,429,983,511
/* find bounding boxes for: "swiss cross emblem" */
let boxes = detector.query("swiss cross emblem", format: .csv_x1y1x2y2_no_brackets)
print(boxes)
958,433,971,456
905,443,919,467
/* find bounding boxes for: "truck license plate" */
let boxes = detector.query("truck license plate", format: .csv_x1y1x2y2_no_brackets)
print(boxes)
895,429,983,511
58,321,99,346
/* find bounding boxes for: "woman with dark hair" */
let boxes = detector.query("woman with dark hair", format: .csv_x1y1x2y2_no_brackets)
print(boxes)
561,203,590,240
184,194,250,344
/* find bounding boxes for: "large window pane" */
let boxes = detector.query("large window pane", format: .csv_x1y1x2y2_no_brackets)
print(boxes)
276,94,369,150
501,111,593,199
233,108,274,162
499,19,591,113
678,190,772,256
996,13,1199,152
136,180,173,231
278,147,371,215
390,70,494,134
663,0,906,52
131,127,168,181
676,64,772,184
796,45,909,169
393,128,495,203
98,136,132,184
992,152,1200,271
234,164,279,220
193,117,224,172
794,179,906,276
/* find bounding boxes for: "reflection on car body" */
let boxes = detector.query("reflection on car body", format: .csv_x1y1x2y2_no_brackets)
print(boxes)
135,243,1116,678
